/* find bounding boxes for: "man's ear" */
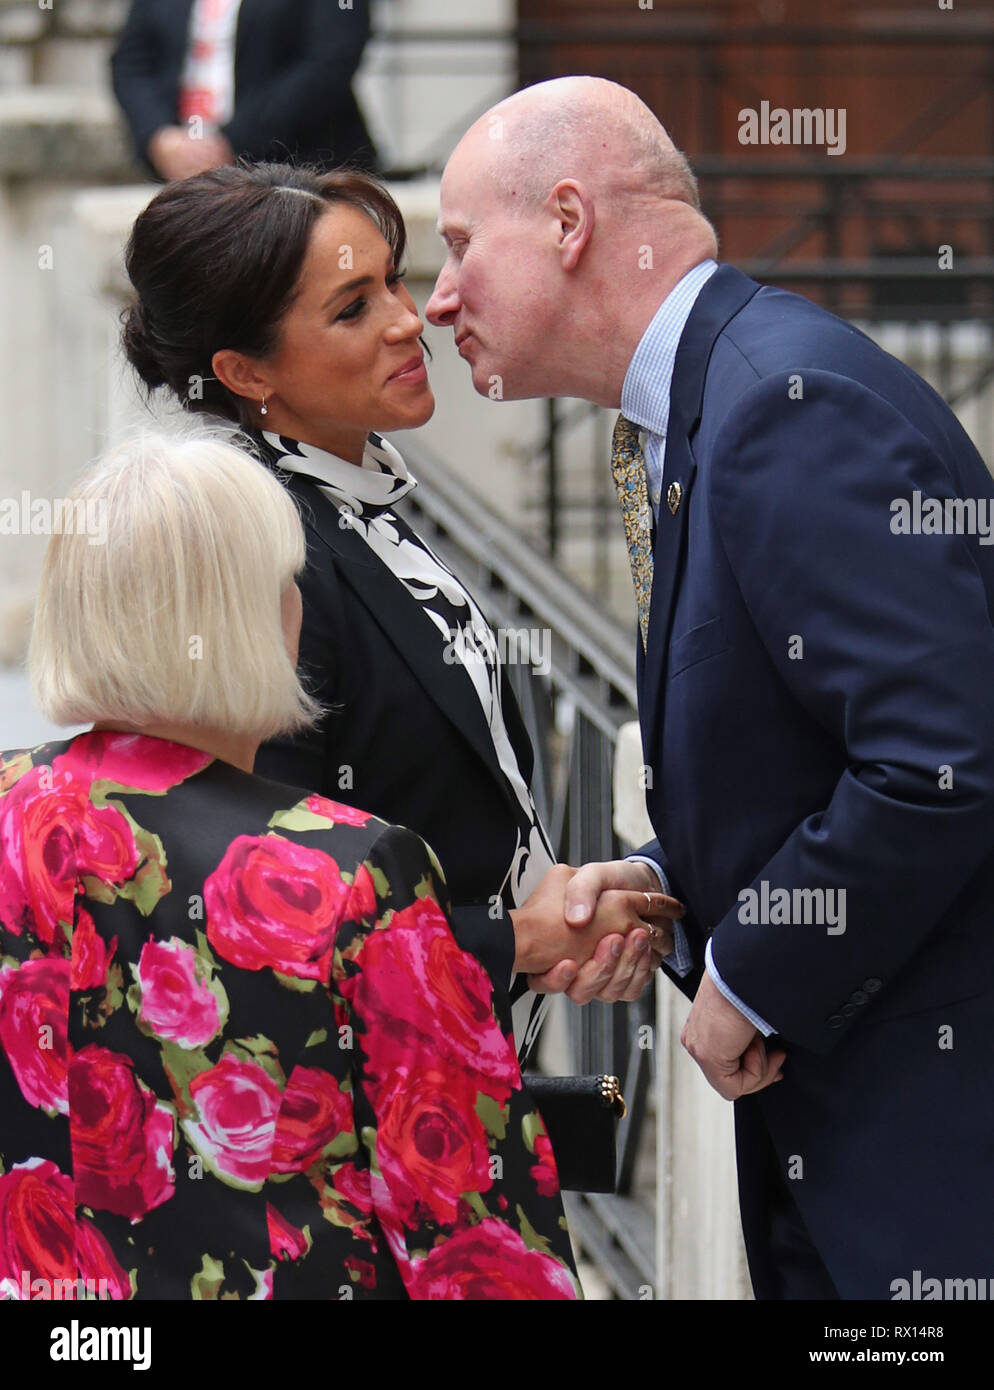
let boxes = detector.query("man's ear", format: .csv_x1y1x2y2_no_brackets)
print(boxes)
551,180,595,271
212,348,271,406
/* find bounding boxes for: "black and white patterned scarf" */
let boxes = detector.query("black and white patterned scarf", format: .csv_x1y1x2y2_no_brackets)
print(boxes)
254,429,557,1055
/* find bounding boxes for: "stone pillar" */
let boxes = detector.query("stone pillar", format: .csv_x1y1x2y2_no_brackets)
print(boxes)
0,85,132,663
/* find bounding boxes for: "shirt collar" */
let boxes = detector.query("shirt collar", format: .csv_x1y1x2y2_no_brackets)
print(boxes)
621,259,719,440
258,429,417,516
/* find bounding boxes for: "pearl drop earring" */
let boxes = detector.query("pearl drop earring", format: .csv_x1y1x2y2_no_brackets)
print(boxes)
260,395,268,416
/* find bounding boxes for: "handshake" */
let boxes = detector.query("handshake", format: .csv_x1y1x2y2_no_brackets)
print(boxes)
509,860,686,1005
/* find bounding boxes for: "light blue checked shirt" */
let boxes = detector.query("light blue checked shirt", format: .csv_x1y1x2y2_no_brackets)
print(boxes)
620,258,776,1038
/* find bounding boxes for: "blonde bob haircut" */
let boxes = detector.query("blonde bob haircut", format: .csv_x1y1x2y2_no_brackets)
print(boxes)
29,424,322,739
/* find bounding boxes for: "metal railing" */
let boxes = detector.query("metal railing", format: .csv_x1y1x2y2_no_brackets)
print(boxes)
396,433,656,1297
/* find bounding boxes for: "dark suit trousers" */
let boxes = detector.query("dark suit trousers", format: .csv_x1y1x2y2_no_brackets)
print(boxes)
736,1098,840,1301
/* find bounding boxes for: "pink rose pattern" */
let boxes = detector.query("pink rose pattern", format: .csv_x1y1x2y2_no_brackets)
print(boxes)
131,936,224,1049
204,835,351,982
69,1045,176,1221
0,1158,131,1300
405,1218,578,1300
0,732,579,1300
182,1052,282,1188
71,908,117,993
0,765,137,945
304,794,373,828
0,956,72,1116
52,730,213,793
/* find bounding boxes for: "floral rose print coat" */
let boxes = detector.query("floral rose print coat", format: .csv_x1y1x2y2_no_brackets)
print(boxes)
0,732,580,1300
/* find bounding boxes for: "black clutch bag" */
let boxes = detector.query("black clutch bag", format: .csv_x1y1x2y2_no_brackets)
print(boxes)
523,1073,627,1193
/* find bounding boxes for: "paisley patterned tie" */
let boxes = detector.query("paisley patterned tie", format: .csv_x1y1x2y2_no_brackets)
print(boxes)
611,413,653,650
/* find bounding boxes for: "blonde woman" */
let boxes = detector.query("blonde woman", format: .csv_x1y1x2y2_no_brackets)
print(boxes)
0,428,624,1299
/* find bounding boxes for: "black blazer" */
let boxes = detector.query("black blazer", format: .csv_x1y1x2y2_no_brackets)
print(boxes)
110,0,376,174
249,439,537,1019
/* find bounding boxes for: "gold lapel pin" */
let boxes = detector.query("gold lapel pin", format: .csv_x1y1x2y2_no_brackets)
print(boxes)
667,481,683,516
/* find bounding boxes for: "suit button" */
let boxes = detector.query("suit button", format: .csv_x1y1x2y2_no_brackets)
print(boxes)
850,990,868,1006
841,1003,858,1017
863,978,883,993
828,1014,845,1028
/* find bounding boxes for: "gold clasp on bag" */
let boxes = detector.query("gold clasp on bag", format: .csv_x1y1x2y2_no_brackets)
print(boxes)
599,1074,627,1119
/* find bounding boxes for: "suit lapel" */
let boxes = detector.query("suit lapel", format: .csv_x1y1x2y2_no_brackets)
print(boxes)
640,441,696,770
639,265,763,770
282,471,519,811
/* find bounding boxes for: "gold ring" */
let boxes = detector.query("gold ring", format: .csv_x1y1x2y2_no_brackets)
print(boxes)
643,891,654,911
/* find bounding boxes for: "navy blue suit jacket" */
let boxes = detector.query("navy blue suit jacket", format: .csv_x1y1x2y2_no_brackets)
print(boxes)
638,265,994,1297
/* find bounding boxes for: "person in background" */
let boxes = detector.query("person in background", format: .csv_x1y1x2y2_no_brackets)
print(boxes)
111,0,377,183
0,428,596,1299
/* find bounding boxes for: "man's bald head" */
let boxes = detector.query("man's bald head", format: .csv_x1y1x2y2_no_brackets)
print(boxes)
428,77,718,408
457,76,702,215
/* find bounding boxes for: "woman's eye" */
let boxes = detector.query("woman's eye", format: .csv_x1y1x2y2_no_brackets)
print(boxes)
336,270,406,322
336,298,365,322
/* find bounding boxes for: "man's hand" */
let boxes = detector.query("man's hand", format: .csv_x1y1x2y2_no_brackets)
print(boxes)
523,859,685,1004
561,857,674,926
147,126,235,181
548,858,685,1003
681,970,786,1100
510,865,664,977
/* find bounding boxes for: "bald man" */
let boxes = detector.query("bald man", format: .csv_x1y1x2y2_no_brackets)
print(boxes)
426,77,994,1301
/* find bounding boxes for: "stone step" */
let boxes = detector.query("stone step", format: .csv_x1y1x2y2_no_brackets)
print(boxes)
0,0,126,41
0,86,131,177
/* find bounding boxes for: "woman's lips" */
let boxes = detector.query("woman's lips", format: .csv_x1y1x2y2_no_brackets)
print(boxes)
388,354,427,383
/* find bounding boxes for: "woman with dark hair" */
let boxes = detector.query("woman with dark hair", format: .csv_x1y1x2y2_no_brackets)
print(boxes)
120,161,682,1055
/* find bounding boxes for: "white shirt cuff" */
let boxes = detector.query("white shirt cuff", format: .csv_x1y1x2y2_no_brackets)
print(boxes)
705,938,776,1037
626,854,693,977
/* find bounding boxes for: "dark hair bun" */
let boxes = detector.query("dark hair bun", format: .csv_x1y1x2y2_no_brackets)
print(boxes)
122,161,407,425
121,300,168,391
